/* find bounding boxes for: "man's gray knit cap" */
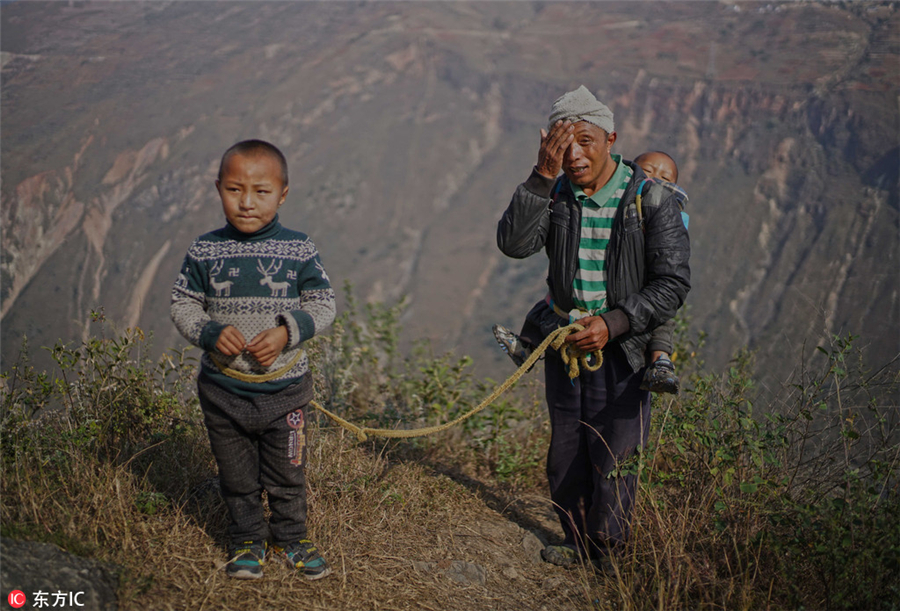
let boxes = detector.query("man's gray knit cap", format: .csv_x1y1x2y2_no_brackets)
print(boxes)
548,85,614,134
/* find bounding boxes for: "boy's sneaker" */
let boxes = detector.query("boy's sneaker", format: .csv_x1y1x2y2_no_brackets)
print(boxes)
225,540,267,579
274,539,332,580
640,356,680,394
540,544,579,568
492,324,534,368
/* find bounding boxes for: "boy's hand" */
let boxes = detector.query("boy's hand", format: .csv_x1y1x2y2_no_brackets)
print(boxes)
246,325,289,367
565,316,609,353
216,325,247,356
536,119,574,179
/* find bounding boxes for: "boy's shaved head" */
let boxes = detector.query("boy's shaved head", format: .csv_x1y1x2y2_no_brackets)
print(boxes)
218,139,288,187
635,151,678,183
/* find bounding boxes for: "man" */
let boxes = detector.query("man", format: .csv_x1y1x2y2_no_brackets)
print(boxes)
496,86,690,567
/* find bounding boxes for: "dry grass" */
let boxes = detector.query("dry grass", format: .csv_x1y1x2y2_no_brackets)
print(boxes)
2,412,603,611
3,313,897,610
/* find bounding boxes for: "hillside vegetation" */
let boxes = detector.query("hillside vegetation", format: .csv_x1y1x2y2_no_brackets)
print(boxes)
2,297,898,610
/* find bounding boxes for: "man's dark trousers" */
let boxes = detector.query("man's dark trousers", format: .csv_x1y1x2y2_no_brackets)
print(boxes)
198,372,313,546
544,342,651,557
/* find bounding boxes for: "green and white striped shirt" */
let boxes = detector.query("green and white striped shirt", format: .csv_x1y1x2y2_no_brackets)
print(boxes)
571,155,633,315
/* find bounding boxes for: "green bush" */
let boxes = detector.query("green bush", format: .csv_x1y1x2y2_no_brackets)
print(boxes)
628,335,900,610
1,314,210,507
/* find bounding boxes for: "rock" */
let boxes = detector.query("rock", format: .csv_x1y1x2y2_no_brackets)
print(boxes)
541,576,564,591
412,559,486,586
442,560,486,586
501,567,519,580
0,537,118,611
521,530,544,563
412,560,436,573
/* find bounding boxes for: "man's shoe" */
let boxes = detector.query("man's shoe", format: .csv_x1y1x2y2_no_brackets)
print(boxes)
225,540,267,579
492,324,534,368
540,544,579,568
640,357,680,394
592,555,616,575
274,539,332,580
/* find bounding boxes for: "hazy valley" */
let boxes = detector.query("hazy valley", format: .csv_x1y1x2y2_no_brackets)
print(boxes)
2,1,897,389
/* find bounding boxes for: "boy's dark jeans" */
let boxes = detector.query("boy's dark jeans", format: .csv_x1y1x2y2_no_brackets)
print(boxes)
198,371,313,546
544,343,651,558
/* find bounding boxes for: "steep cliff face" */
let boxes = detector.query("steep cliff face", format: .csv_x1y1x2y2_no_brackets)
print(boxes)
2,1,897,387
608,79,898,376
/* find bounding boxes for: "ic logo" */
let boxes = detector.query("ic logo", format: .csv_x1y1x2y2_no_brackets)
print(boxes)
7,590,26,608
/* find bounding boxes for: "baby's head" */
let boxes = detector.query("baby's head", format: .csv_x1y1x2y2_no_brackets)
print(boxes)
216,139,289,234
635,151,678,184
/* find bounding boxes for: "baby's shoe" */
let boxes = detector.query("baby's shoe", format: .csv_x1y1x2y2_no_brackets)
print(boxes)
492,324,534,368
640,356,680,394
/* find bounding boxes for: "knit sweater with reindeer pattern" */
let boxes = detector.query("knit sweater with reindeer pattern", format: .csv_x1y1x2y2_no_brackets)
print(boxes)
171,216,335,398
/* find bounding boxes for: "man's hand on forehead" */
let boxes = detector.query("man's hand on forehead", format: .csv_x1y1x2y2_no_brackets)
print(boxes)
536,119,574,179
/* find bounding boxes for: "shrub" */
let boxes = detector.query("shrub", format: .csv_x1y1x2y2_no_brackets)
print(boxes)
614,335,900,610
1,316,212,538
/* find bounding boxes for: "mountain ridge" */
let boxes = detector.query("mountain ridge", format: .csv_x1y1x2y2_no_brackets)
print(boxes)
2,1,897,387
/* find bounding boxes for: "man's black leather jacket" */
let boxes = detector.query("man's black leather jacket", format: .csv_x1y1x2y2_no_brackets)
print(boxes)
496,160,691,372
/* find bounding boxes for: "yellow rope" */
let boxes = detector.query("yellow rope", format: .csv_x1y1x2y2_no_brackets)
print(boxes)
210,324,601,442
211,349,305,383
308,323,602,442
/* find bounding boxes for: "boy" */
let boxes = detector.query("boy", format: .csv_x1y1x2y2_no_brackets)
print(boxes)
171,139,336,580
492,150,688,395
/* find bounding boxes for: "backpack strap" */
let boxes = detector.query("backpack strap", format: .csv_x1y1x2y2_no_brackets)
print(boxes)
635,178,648,227
635,178,668,232
550,178,564,204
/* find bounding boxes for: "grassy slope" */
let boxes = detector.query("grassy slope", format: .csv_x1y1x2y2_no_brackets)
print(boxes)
3,418,598,611
2,308,898,610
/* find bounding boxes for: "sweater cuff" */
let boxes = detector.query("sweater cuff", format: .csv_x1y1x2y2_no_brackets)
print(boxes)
600,309,630,341
523,167,557,198
199,321,227,352
278,311,315,347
